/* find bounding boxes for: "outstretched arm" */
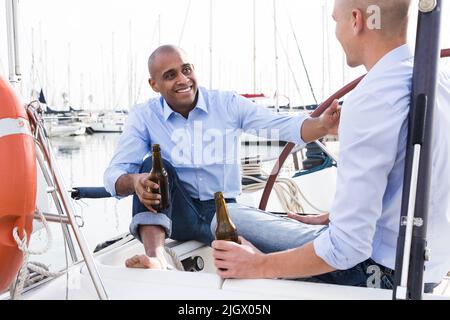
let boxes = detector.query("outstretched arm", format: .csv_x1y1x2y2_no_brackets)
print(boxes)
212,237,334,279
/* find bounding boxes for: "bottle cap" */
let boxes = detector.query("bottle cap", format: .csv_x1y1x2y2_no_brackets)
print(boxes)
152,144,161,152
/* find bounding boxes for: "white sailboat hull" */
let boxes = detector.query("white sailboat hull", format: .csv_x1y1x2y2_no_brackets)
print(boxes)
8,238,449,300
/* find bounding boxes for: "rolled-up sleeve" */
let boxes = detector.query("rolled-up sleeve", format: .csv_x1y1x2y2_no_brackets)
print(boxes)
228,93,308,147
103,108,151,197
314,91,409,270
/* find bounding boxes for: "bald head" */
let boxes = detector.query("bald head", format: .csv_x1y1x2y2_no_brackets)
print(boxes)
148,45,188,78
337,0,411,39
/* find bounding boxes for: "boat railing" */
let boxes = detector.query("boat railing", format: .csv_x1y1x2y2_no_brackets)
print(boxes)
25,101,109,300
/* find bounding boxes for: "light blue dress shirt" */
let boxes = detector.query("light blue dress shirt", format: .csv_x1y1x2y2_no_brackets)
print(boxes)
104,87,307,201
313,44,450,283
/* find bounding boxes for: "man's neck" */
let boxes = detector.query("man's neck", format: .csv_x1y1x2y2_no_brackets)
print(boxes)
168,91,199,119
363,38,407,71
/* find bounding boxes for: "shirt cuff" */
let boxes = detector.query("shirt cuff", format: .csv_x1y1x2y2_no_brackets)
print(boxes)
104,169,128,198
292,115,307,147
313,228,344,270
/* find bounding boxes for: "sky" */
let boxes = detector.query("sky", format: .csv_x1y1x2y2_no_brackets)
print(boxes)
1,0,450,110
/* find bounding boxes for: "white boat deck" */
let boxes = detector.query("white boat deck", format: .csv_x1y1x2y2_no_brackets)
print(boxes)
6,239,449,301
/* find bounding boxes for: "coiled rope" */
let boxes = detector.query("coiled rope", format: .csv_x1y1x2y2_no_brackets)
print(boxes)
241,160,327,213
164,247,185,271
10,209,66,299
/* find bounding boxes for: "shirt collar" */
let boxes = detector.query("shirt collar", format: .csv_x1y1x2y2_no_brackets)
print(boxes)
162,88,209,121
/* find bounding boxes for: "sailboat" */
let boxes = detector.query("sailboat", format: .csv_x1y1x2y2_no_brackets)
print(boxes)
1,0,450,301
37,90,87,137
86,33,128,134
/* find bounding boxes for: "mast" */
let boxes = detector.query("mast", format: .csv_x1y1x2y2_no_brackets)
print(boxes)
273,0,279,112
158,14,161,45
322,2,326,101
67,43,71,108
128,20,133,108
209,0,213,90
43,39,48,101
80,73,84,109
111,32,116,110
394,0,442,300
3,0,109,300
5,0,22,88
253,0,257,93
30,27,36,100
100,45,107,110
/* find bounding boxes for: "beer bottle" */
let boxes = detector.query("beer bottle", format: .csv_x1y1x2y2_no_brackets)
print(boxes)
148,144,170,211
214,192,239,243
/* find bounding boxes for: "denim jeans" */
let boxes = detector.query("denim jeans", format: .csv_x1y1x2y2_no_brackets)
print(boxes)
130,157,235,245
211,203,439,293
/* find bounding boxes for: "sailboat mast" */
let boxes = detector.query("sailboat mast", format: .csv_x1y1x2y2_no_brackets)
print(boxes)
31,27,36,99
39,22,45,96
273,0,279,112
67,43,71,107
128,21,133,109
5,0,21,87
253,0,257,94
111,32,116,110
322,2,326,101
44,40,48,101
158,14,161,45
209,0,213,90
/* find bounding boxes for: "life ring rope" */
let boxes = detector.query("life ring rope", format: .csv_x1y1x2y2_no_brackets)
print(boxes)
9,209,66,299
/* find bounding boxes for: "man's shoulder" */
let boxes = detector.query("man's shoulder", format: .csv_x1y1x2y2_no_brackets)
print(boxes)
129,98,160,114
199,87,236,101
352,61,412,105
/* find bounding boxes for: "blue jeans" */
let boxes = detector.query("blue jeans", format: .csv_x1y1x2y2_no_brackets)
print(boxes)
211,203,439,292
130,157,235,245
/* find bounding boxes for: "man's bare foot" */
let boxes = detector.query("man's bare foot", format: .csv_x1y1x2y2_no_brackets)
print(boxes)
125,254,165,269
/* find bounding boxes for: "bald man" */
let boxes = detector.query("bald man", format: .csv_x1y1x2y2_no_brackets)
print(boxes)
212,0,450,292
104,45,340,269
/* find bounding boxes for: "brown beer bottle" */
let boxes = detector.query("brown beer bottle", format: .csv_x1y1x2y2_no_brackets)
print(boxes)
148,144,170,211
214,192,239,243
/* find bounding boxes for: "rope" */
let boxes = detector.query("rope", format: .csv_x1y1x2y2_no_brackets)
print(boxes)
9,210,66,300
164,247,185,271
241,161,327,213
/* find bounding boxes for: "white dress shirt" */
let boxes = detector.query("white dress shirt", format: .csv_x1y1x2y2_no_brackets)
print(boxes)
314,44,450,283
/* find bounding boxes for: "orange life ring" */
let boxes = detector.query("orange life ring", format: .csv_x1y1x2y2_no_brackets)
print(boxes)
0,77,36,292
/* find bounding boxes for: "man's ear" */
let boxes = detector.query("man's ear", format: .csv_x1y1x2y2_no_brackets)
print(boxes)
351,9,365,35
149,78,159,93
